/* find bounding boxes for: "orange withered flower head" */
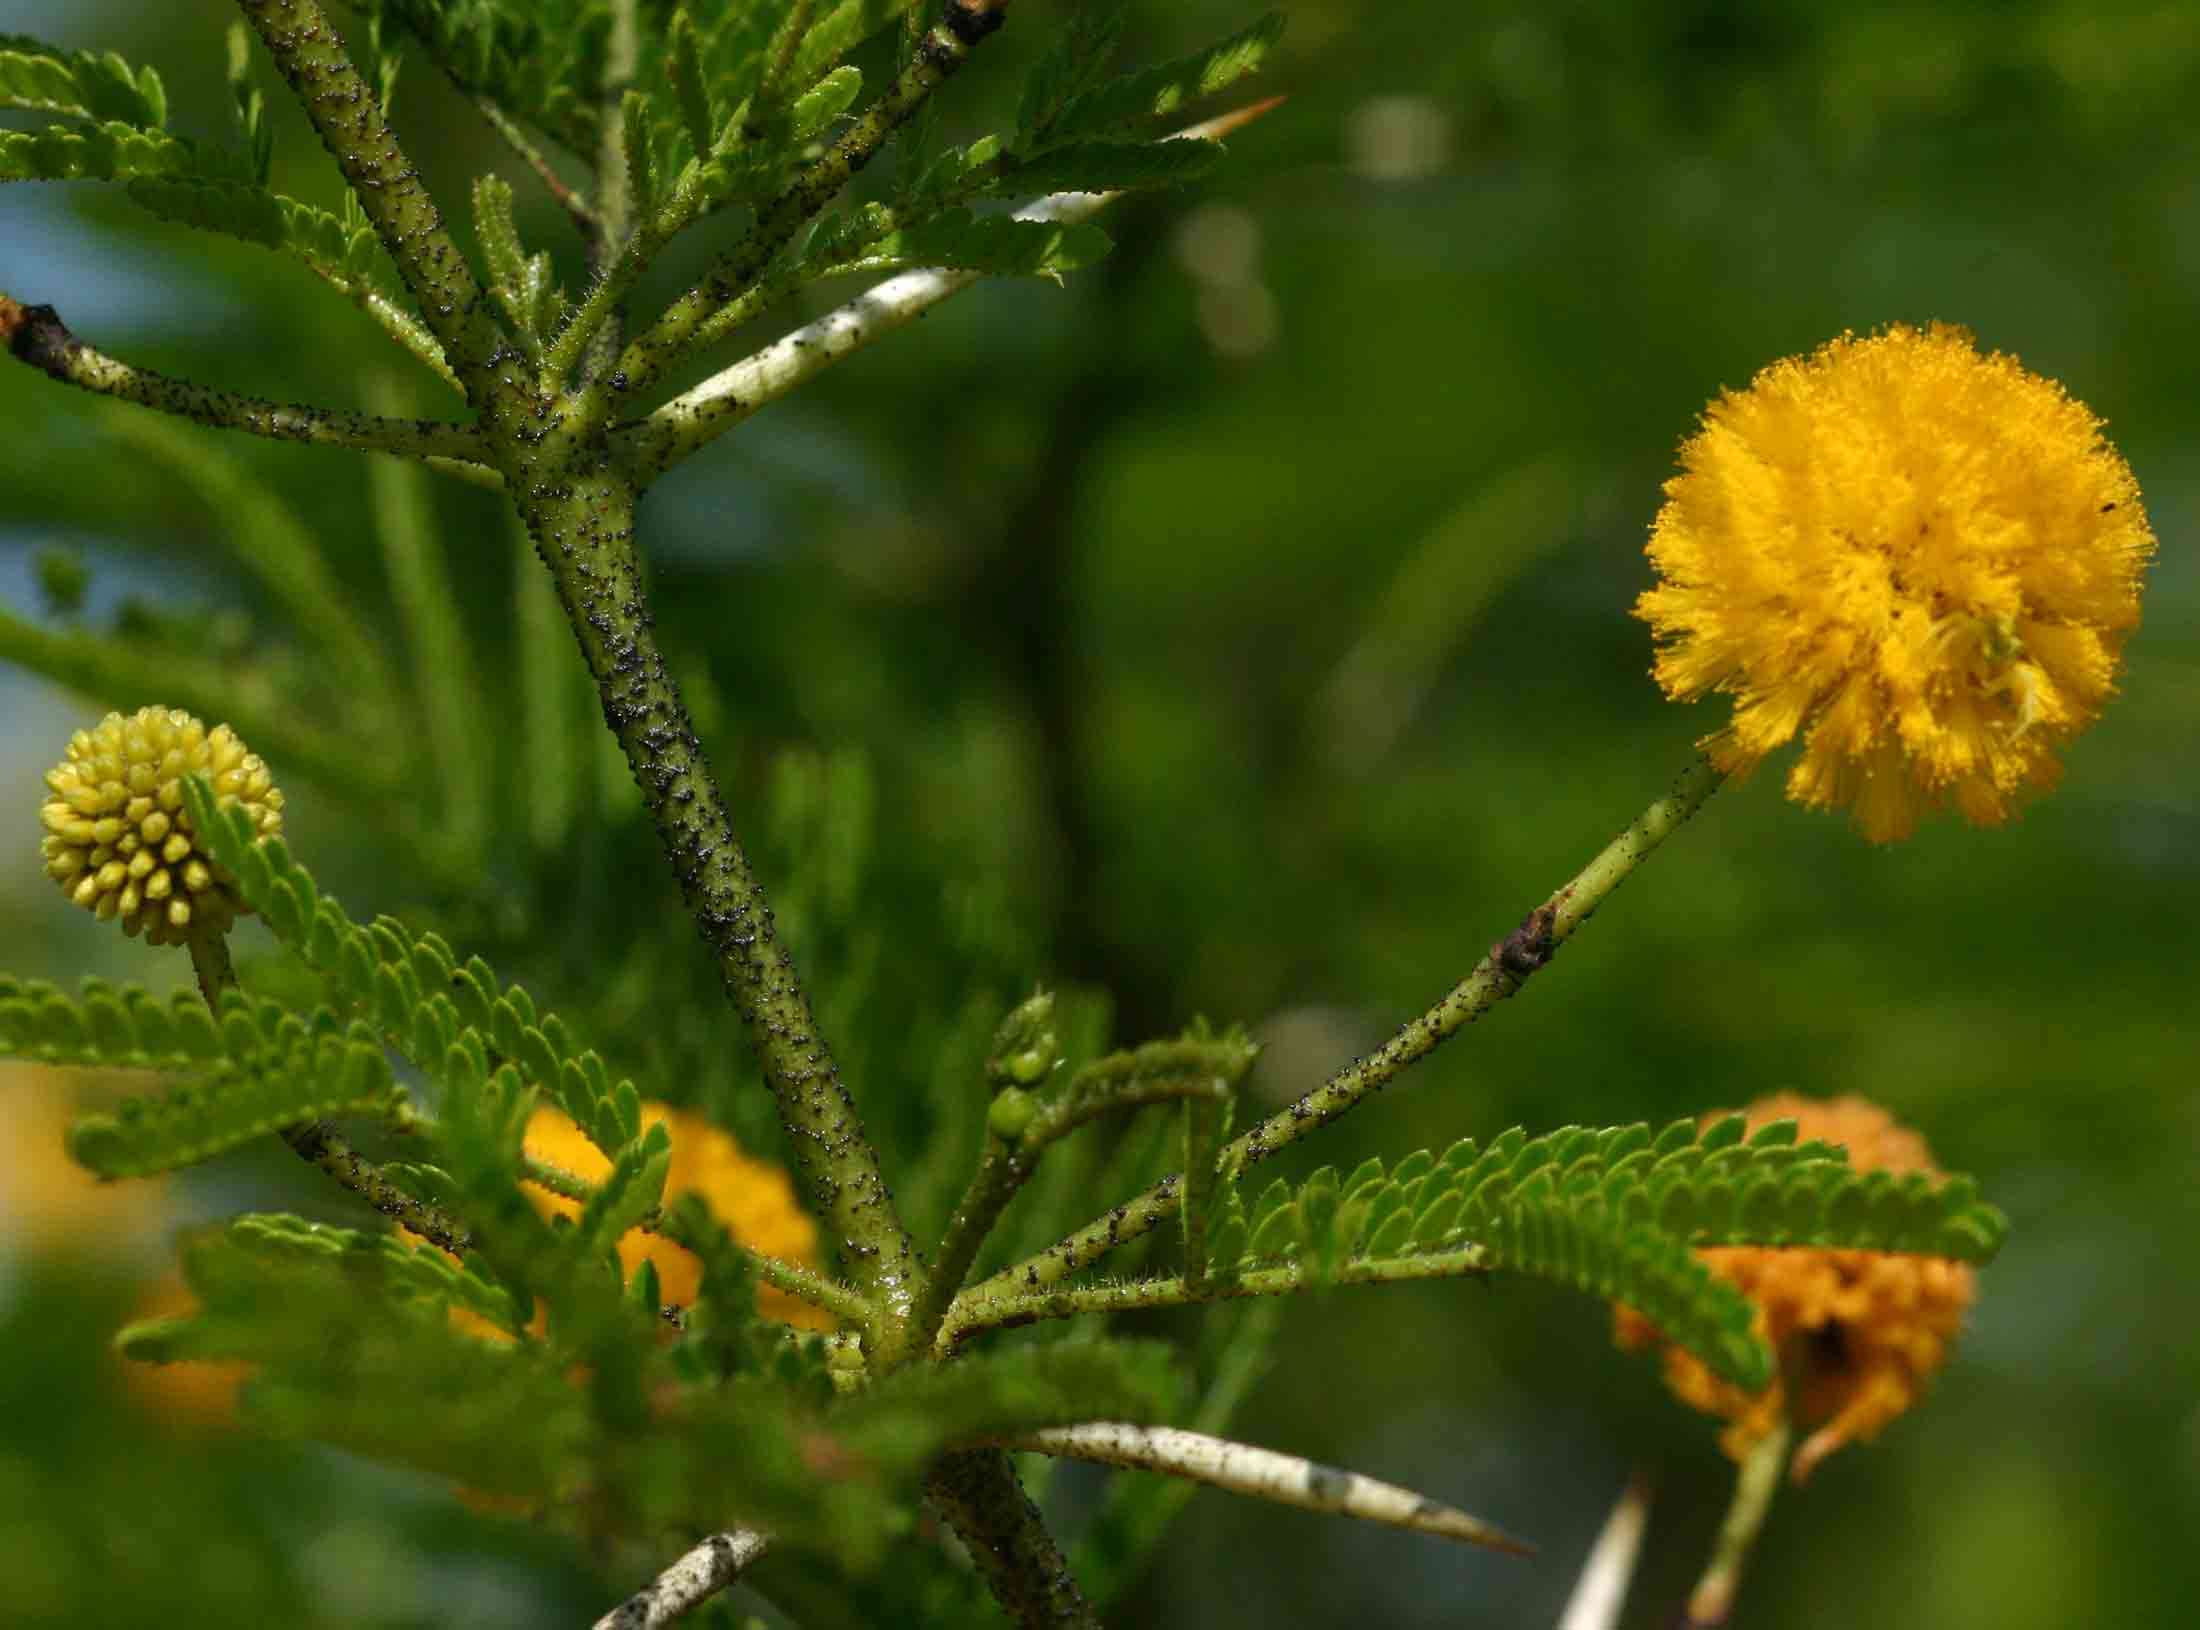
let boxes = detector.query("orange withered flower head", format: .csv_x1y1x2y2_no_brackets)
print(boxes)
1637,325,2154,842
1614,1093,1977,1481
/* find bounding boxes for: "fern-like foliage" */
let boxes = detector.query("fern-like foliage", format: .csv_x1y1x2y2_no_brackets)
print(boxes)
799,206,1112,283
116,1209,1178,1570
0,974,398,1178
1224,1116,2008,1276
184,775,646,1163
125,179,407,305
0,32,168,125
0,120,252,186
1013,8,1283,153
1167,1115,2011,1388
357,0,611,154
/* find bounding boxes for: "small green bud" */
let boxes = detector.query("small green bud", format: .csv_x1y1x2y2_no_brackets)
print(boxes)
987,1087,1038,1141
986,988,1059,1090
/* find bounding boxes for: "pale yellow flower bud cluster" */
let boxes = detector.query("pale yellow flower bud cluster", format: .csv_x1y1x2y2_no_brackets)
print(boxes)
38,705,284,947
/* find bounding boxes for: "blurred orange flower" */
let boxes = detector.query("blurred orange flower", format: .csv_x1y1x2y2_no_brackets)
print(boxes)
0,1061,170,1252
512,1101,828,1328
1614,1093,1976,1480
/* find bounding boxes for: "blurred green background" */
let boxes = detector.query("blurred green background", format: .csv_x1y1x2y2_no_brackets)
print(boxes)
3,1,2195,1625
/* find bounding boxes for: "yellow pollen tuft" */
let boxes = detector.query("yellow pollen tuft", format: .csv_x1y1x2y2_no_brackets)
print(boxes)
1636,324,2155,841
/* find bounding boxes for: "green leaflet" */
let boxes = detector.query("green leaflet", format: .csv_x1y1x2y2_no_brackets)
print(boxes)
1035,12,1285,150
802,208,1112,285
1230,1118,2008,1274
183,776,644,1161
125,1214,595,1496
571,1119,674,1260
1014,0,1127,146
786,0,923,91
1196,1116,2008,1388
659,1192,781,1385
0,120,252,186
67,1013,398,1180
1,975,223,1071
472,171,563,359
0,974,396,1179
125,179,403,299
0,32,167,125
123,1212,527,1344
360,0,609,153
1477,1197,1768,1389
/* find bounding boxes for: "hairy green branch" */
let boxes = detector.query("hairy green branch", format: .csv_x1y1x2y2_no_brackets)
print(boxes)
942,1247,1488,1349
0,294,489,468
235,0,507,387
953,756,1727,1314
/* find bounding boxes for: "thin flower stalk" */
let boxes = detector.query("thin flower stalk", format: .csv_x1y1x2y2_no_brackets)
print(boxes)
951,756,1725,1319
1687,1416,1792,1626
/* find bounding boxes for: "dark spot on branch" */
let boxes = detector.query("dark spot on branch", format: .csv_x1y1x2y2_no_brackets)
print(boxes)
1494,904,1559,981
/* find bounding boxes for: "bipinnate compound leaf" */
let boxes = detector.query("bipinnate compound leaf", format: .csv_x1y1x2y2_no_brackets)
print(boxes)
1129,1117,2009,1389
1030,13,1284,149
0,975,397,1179
0,32,167,126
0,120,252,185
184,775,644,1161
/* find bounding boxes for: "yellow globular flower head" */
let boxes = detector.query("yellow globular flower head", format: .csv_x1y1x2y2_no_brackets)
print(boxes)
1637,324,2155,842
38,706,284,945
1613,1094,1976,1482
457,1102,828,1331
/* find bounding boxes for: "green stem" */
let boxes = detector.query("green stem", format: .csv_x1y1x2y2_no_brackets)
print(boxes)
236,0,507,389
184,930,474,1255
925,1448,1100,1630
606,0,1007,409
952,755,1727,1315
519,1154,874,1327
907,1044,1244,1353
0,294,488,465
184,928,236,1011
1686,1415,1792,1626
550,0,643,383
905,1134,1029,1351
504,463,920,1332
940,1247,1488,1353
